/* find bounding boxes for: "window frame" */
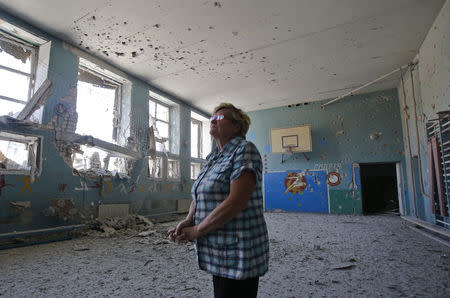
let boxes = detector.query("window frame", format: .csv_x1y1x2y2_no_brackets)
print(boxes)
69,56,139,177
190,117,203,159
0,131,42,177
190,161,203,180
77,62,123,143
148,154,164,179
149,98,171,152
190,111,211,180
0,32,38,112
167,157,181,180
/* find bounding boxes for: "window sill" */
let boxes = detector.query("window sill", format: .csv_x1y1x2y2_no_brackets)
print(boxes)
191,157,206,163
167,178,181,183
73,168,130,179
0,169,32,176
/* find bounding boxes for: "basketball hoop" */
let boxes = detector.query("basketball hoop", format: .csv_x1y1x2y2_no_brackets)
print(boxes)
281,145,296,163
286,145,294,154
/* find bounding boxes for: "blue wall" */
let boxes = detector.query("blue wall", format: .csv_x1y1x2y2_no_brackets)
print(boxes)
265,170,329,213
0,11,201,233
247,89,406,214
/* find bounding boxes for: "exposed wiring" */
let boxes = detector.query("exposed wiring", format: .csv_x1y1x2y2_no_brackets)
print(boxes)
321,64,409,108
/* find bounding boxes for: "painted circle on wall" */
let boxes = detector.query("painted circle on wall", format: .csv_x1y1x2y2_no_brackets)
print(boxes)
326,172,341,186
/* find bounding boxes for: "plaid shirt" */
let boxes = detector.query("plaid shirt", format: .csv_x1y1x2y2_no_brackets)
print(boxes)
192,136,269,279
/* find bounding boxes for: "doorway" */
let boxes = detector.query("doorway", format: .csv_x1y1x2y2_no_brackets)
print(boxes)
360,163,399,214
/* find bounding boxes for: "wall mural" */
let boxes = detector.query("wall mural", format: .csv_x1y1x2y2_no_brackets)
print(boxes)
284,172,307,194
265,169,329,213
0,175,14,196
70,176,190,197
18,176,33,195
1,174,192,200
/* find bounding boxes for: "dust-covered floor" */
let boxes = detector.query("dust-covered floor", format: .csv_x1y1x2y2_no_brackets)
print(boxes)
0,212,449,298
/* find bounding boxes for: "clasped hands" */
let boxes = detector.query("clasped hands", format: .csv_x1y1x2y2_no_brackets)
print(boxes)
168,219,200,243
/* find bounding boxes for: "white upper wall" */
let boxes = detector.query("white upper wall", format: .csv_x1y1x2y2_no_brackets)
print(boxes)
0,0,444,113
418,0,450,117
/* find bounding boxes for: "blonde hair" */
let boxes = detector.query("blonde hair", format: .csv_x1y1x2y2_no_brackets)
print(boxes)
213,103,251,138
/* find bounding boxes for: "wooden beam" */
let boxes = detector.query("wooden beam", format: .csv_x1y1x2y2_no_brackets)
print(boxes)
17,79,52,120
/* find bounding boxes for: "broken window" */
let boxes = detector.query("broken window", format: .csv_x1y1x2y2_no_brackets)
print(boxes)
190,162,202,180
0,131,41,177
148,91,180,155
76,59,122,143
148,156,163,179
72,146,108,171
191,111,211,159
149,99,170,152
148,94,181,180
0,32,37,117
71,58,133,176
191,118,202,159
168,158,180,180
189,112,210,180
72,145,128,176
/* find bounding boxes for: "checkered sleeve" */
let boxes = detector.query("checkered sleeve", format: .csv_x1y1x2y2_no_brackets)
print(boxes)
230,141,262,183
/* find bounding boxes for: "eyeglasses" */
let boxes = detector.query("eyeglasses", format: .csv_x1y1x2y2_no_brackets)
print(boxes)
209,114,225,122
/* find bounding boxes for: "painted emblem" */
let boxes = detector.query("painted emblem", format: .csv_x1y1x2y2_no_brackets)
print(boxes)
284,172,307,194
326,172,341,186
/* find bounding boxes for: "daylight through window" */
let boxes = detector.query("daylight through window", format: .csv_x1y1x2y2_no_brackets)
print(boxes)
76,64,122,143
0,131,41,176
0,33,37,117
168,158,180,179
191,118,202,159
148,156,163,179
190,162,202,180
191,111,211,159
149,99,170,151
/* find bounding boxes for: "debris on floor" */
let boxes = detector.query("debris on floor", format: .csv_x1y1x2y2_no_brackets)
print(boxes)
85,214,183,242
0,213,448,297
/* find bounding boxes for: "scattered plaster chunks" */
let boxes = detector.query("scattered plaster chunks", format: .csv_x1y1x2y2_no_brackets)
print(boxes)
138,230,156,237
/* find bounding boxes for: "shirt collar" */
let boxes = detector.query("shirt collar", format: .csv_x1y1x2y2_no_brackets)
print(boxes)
209,136,244,159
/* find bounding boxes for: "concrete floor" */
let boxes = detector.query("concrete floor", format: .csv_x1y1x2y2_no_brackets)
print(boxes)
0,212,449,297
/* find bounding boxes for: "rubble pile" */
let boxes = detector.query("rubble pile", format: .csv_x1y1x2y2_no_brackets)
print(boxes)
88,214,157,238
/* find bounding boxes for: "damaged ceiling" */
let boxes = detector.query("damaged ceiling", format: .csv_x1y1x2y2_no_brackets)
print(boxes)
0,0,444,113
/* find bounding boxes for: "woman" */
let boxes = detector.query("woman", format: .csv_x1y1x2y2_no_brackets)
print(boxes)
168,103,269,298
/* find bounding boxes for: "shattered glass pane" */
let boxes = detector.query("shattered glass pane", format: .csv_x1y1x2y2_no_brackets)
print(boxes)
72,145,108,171
156,141,168,152
71,146,126,175
155,121,169,138
191,121,199,158
191,111,211,159
108,156,126,173
0,47,31,73
155,121,169,151
168,159,180,179
190,162,202,180
156,104,169,122
149,99,171,152
0,98,25,117
76,81,116,143
0,139,29,170
148,156,162,178
0,68,30,102
149,101,156,119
